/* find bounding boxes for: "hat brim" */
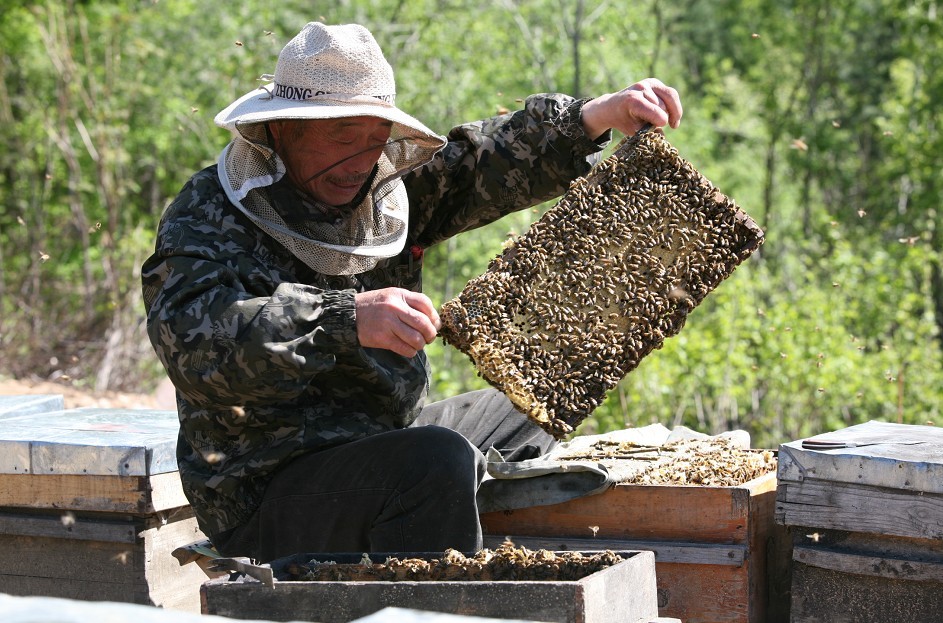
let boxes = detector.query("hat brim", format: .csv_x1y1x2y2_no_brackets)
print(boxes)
215,85,445,147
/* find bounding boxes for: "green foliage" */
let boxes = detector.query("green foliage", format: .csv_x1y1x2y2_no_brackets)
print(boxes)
1,0,940,444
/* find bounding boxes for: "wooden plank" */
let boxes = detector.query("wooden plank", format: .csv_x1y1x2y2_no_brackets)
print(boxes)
776,479,943,539
482,534,745,566
790,558,943,622
146,470,190,512
0,471,187,513
140,514,210,612
0,533,145,584
0,510,137,543
793,544,943,582
0,473,148,513
745,475,778,623
481,472,776,545
653,561,750,623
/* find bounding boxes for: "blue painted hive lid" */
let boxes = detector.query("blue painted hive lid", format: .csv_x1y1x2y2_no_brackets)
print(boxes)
0,406,179,476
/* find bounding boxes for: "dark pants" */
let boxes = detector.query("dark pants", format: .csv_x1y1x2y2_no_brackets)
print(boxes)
213,389,555,562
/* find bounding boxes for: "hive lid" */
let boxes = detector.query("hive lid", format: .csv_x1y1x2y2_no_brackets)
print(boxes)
0,394,64,418
779,420,943,494
0,407,179,476
439,127,764,438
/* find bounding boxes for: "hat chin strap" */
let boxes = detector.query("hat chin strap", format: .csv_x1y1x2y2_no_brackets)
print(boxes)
288,164,380,224
218,136,410,275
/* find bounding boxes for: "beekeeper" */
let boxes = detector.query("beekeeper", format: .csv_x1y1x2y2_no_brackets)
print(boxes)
142,21,682,562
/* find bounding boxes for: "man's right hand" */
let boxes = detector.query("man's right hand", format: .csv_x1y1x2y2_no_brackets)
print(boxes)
354,288,441,358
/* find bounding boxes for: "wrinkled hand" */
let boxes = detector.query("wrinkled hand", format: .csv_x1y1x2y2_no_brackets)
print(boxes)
355,288,441,358
581,78,683,139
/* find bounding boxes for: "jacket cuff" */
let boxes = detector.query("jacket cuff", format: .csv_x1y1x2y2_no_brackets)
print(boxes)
552,97,612,155
318,289,359,348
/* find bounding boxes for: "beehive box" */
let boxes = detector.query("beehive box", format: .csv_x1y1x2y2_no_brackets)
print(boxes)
775,420,943,622
0,405,209,612
480,467,786,623
202,548,661,623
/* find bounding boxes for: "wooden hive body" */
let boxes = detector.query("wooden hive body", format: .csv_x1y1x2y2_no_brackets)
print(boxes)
0,405,210,612
202,548,661,623
776,420,943,623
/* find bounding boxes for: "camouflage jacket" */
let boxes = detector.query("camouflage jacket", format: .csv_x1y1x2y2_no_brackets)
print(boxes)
142,94,609,539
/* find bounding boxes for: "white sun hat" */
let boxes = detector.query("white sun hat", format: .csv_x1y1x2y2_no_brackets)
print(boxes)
214,22,447,275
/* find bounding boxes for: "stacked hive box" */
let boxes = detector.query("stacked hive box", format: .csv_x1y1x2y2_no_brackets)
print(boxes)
0,403,209,612
775,420,943,622
480,468,787,623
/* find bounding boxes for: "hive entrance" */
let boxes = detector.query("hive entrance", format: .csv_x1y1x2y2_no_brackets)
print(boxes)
439,127,764,439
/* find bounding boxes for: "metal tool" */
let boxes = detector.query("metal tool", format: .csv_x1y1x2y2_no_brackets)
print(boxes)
801,438,922,450
209,557,275,588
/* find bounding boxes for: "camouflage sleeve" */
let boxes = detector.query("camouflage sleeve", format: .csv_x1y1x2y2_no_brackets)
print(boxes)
405,93,611,247
141,169,359,408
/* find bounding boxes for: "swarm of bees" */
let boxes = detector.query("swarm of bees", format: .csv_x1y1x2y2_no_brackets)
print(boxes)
439,128,764,439
560,437,777,487
285,541,624,582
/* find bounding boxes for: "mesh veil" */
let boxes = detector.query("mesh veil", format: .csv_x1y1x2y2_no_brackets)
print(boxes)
218,122,442,275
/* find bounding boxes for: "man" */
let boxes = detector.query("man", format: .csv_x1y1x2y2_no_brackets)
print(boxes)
142,22,682,562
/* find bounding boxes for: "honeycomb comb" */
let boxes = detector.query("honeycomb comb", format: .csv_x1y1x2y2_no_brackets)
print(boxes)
438,127,764,439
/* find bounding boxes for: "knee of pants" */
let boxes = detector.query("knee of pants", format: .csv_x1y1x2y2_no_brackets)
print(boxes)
406,426,485,487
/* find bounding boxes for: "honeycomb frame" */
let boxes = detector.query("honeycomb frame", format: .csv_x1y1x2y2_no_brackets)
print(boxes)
439,127,765,439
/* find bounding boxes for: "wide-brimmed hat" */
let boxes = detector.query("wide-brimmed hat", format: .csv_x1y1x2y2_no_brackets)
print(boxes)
215,21,444,150
213,22,446,276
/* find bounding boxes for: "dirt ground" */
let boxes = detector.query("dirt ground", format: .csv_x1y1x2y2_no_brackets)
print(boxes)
0,377,175,410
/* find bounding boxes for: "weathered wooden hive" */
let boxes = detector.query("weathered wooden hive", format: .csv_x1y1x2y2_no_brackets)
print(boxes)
439,128,764,438
201,543,664,623
776,420,943,623
0,404,210,612
479,427,787,623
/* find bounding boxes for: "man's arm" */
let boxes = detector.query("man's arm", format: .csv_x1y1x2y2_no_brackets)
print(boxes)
142,170,359,407
404,81,682,249
404,93,610,248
